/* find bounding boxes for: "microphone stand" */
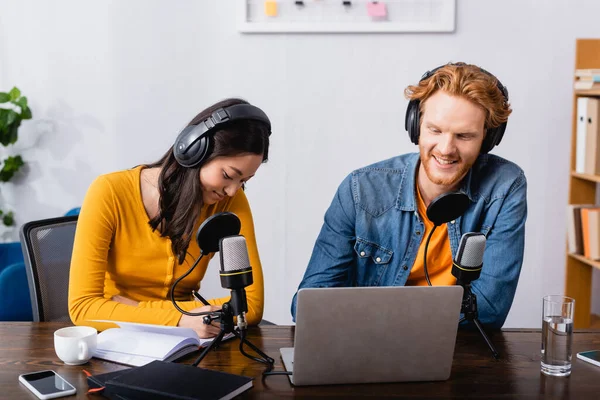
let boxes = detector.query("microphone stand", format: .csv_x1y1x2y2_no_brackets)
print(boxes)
458,282,499,359
191,300,274,369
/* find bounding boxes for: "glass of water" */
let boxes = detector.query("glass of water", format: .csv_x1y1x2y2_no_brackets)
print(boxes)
541,295,575,377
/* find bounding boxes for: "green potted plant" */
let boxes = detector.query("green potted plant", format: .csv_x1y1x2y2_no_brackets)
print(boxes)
0,87,30,226
0,86,33,321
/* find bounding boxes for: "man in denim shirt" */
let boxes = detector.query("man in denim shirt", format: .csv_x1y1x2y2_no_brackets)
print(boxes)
292,63,527,329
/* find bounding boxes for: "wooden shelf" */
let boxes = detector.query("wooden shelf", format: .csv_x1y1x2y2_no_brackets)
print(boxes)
565,39,600,329
575,89,600,96
571,171,600,183
568,253,600,271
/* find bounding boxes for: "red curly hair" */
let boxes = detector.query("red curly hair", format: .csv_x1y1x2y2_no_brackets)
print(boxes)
404,63,512,130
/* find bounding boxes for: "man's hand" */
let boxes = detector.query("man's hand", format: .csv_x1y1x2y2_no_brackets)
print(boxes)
111,295,139,306
178,305,222,338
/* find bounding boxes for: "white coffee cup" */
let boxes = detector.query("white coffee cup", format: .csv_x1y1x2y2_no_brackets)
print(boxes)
54,326,97,365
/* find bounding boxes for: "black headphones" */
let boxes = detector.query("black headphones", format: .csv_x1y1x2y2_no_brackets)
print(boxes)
405,64,509,154
173,103,271,168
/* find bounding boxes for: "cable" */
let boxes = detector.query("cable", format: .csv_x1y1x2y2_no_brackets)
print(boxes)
169,253,218,317
237,330,275,372
423,225,437,287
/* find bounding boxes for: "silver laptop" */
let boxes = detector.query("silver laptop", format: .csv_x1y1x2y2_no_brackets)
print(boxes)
281,286,463,386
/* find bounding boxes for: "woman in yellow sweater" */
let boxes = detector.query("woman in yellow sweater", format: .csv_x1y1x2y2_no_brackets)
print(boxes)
68,98,271,338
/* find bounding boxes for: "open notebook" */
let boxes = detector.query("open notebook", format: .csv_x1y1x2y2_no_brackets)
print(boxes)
92,320,234,367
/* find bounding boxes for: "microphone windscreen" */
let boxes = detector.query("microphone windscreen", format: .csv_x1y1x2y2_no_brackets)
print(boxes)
196,212,241,254
426,192,470,226
219,235,250,272
456,233,486,268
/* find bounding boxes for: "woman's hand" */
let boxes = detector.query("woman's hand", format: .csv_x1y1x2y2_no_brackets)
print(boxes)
178,305,222,338
111,295,139,307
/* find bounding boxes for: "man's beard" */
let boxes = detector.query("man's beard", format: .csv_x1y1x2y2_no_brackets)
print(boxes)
419,147,473,187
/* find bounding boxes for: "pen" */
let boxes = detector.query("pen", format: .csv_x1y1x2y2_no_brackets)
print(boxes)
192,290,210,306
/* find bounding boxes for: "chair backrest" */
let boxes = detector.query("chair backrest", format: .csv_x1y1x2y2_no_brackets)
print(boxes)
19,215,78,322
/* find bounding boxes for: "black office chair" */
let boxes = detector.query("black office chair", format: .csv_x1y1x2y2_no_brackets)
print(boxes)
20,214,277,325
20,215,78,322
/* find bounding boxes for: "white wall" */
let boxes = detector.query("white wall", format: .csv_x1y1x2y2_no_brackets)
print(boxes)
1,0,598,327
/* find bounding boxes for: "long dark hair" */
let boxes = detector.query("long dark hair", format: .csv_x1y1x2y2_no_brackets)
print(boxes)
146,98,270,263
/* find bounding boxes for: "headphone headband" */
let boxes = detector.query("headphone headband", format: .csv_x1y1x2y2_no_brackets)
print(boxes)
405,63,509,154
173,103,271,168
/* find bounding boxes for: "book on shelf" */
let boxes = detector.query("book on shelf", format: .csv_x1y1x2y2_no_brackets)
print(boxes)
98,360,253,400
575,97,600,175
92,320,234,367
584,98,600,175
575,80,600,90
581,208,600,260
576,97,589,173
575,68,600,77
567,204,594,254
574,69,600,90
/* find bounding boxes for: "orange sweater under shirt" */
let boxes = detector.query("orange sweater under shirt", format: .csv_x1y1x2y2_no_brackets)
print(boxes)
406,186,456,286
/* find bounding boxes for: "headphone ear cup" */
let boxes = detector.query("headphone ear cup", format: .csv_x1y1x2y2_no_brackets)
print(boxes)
183,135,210,168
173,126,211,168
405,100,421,145
480,122,506,154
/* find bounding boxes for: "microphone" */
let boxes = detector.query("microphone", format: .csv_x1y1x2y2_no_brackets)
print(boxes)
219,235,253,331
451,232,486,286
450,232,499,359
422,191,470,286
191,239,275,370
169,212,241,317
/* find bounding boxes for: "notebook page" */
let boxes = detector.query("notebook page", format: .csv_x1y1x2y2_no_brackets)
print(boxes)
96,328,198,359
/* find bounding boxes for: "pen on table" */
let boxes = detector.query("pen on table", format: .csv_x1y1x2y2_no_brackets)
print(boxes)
192,290,210,306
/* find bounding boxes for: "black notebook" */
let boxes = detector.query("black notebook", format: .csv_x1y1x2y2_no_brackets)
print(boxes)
104,360,253,400
87,369,132,400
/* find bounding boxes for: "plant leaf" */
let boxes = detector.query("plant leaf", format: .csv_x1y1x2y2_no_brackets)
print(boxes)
3,123,20,146
15,96,28,109
21,106,32,119
0,93,10,103
0,155,24,182
0,108,8,126
8,87,21,101
3,211,14,226
6,109,17,126
0,110,9,143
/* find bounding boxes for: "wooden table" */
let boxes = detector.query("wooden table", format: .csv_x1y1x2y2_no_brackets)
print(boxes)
1,323,600,399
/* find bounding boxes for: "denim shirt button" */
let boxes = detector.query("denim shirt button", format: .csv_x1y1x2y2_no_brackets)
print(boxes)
376,257,381,262
402,265,408,271
450,220,456,224
360,251,366,257
415,231,421,235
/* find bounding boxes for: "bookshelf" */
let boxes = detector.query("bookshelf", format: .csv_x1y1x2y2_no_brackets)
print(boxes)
565,39,600,328
571,172,600,184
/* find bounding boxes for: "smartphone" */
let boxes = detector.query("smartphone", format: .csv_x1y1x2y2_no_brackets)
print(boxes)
576,350,600,368
18,370,76,399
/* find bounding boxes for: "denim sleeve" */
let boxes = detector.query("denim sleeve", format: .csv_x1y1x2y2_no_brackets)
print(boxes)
291,174,357,321
470,172,527,329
